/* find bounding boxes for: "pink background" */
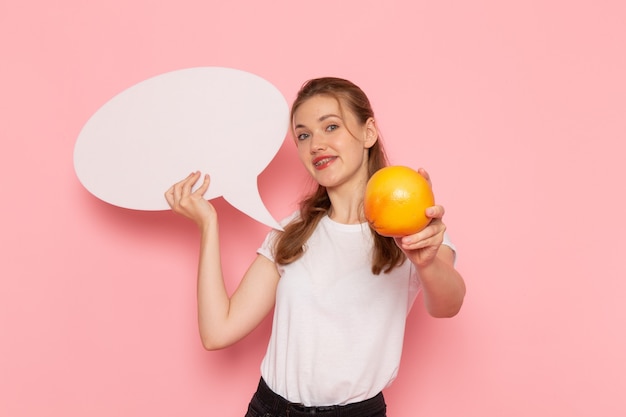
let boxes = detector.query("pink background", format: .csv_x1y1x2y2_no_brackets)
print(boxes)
2,1,625,416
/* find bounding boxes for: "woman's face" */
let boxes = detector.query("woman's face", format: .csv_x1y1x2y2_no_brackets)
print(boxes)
292,95,377,191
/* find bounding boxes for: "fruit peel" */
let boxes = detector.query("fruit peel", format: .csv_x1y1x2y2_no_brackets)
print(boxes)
364,166,435,237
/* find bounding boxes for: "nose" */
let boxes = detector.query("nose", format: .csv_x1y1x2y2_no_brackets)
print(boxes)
309,131,326,153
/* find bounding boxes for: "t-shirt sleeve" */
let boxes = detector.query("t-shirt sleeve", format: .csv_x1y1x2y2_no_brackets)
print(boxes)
256,211,300,263
257,228,279,263
442,230,458,265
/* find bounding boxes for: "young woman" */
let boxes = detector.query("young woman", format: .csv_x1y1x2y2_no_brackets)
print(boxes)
165,77,466,416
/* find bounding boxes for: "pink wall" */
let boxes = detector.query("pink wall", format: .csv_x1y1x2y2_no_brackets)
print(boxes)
2,1,625,416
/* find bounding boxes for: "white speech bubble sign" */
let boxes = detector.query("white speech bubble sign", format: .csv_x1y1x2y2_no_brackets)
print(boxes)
73,67,288,230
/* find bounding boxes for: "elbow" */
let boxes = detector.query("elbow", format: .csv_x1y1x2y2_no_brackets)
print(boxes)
201,340,226,351
429,303,463,318
427,289,466,318
199,333,231,351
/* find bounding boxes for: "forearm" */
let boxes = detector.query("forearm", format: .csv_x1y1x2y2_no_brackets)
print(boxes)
417,254,466,318
196,220,232,349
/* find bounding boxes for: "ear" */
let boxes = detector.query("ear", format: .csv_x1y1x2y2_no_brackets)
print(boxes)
364,117,378,148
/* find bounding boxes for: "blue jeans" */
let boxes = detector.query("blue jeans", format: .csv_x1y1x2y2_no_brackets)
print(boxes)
244,378,387,417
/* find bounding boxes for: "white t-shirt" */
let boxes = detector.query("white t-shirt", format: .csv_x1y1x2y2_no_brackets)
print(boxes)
257,214,454,406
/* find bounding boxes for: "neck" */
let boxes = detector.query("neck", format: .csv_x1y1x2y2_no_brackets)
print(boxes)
326,183,367,225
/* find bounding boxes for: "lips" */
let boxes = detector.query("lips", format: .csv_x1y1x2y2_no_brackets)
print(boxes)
312,156,337,169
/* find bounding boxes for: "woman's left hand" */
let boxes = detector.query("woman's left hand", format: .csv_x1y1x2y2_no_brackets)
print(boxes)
395,204,446,268
394,168,447,268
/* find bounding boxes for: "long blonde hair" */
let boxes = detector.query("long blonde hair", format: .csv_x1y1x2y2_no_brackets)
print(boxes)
274,77,405,275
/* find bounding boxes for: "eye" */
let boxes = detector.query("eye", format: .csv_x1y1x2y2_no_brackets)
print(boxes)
326,124,339,132
296,132,310,141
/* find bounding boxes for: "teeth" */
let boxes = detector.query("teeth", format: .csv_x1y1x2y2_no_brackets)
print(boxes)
314,157,333,166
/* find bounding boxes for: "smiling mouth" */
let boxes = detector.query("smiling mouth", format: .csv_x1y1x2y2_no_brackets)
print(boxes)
314,156,337,167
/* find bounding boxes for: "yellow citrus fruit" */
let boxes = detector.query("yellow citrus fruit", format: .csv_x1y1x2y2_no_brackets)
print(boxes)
364,166,435,237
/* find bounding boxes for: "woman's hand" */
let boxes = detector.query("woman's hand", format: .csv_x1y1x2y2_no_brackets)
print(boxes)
394,168,446,268
395,204,446,268
164,171,216,229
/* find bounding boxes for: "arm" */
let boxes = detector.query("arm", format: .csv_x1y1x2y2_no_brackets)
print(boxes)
165,172,280,350
395,169,466,318
406,239,465,318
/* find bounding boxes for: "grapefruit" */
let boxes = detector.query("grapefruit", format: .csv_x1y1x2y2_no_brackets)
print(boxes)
364,166,435,237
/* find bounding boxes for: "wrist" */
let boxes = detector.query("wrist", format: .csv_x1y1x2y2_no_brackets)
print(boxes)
198,216,218,233
414,256,441,282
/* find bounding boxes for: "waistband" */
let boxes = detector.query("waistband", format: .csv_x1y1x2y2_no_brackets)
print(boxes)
254,378,386,417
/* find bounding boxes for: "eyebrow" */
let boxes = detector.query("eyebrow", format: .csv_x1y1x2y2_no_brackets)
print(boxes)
294,113,341,130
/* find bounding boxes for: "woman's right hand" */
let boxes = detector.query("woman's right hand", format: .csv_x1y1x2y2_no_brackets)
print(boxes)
164,171,216,229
